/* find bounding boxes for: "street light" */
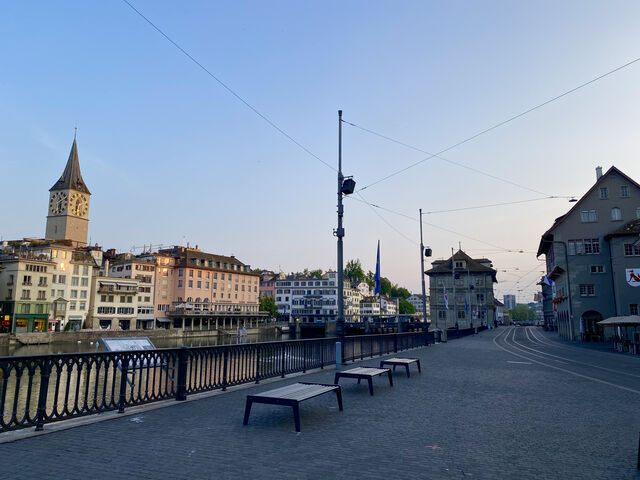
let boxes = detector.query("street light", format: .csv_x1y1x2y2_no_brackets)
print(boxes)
419,209,431,341
335,110,355,368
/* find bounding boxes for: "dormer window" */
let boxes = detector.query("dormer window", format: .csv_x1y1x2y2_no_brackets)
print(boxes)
600,187,608,199
455,261,466,269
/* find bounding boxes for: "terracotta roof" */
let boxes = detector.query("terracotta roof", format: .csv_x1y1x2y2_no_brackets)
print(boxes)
50,139,91,194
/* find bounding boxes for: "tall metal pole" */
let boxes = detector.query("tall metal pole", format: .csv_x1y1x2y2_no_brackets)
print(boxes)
336,110,345,343
419,209,428,333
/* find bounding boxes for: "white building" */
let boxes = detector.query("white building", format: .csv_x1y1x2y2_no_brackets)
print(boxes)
344,285,362,322
380,296,398,315
109,257,156,330
360,296,381,321
357,282,371,297
89,276,139,330
275,271,338,322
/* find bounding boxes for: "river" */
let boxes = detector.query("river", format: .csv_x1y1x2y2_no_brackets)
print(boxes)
0,330,290,357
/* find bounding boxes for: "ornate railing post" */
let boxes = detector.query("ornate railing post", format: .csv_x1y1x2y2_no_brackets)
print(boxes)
176,347,188,401
281,342,286,378
394,335,398,353
118,354,129,414
320,339,324,369
303,341,307,373
35,359,52,431
222,348,229,391
255,345,261,384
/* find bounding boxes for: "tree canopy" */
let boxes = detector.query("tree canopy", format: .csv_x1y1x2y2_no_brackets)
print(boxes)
508,304,536,323
344,259,365,284
259,296,279,318
398,299,416,314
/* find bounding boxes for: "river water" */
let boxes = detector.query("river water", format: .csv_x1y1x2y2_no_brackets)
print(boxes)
0,331,290,357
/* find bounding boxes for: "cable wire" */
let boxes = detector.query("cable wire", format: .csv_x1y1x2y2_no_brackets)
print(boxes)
121,0,337,173
351,55,640,192
355,192,419,246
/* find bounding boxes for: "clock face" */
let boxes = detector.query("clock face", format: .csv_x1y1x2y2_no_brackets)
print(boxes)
69,192,88,217
49,192,68,215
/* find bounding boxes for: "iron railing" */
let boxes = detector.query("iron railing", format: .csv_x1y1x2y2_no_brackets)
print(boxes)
0,332,429,433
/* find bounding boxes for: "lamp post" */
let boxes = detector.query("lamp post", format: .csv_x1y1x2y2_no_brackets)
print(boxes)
419,209,431,340
335,110,355,368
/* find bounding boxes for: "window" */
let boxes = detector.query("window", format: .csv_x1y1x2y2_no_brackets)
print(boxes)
83,266,89,275
178,279,183,288
197,281,201,289
455,261,465,269
197,271,202,278
438,310,447,319
69,302,76,310
189,270,193,277
101,295,107,302
580,210,597,223
71,277,79,286
80,290,87,299
621,185,630,197
611,207,622,221
599,187,608,199
569,239,599,255
624,243,640,256
79,302,86,311
57,289,64,297
630,304,638,315
188,280,193,288
590,265,605,274
178,269,184,277
120,296,126,302
457,311,465,319
70,290,78,298
81,277,88,286
579,284,595,297
58,275,66,284
73,265,79,275
205,282,209,289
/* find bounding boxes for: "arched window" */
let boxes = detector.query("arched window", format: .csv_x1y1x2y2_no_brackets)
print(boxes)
195,297,201,303
187,297,193,302
611,207,622,221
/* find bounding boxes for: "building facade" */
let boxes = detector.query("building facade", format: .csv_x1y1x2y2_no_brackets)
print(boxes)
275,272,338,322
426,250,497,330
537,166,640,341
503,294,516,311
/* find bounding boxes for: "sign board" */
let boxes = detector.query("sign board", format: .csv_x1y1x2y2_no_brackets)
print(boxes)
100,337,156,352
626,268,640,287
100,337,159,369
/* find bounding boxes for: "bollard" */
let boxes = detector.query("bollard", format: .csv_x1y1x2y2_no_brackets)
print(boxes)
335,341,342,370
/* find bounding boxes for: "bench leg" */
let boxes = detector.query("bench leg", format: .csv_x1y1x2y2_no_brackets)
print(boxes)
417,360,421,373
368,378,374,396
387,371,393,387
357,378,361,384
379,361,384,369
243,399,253,426
405,365,410,378
292,403,301,433
334,373,339,385
335,387,343,411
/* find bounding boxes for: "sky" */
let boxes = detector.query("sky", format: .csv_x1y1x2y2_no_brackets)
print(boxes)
2,1,640,303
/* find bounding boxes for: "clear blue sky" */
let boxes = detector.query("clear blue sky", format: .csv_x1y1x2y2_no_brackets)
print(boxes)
2,1,640,301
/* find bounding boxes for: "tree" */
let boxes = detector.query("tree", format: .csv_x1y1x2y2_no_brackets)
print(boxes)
379,277,392,296
365,271,376,289
399,299,416,315
259,296,279,318
390,286,411,299
344,259,365,284
308,269,323,279
509,304,536,323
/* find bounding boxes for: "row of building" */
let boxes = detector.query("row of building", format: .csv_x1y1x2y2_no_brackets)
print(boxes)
1,137,431,334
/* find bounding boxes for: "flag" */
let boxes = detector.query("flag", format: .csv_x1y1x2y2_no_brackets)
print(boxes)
443,285,449,310
374,240,381,295
543,275,554,286
464,296,469,314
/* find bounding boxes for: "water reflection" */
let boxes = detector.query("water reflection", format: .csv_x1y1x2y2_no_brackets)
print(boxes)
0,331,289,357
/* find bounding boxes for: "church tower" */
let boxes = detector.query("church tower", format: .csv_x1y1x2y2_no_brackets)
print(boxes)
45,138,91,247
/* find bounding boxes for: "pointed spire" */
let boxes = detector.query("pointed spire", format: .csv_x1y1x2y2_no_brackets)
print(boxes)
50,137,91,194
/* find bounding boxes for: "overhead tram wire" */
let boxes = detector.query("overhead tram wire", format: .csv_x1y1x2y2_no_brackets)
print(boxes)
121,0,337,173
355,192,419,246
349,55,640,193
347,195,524,253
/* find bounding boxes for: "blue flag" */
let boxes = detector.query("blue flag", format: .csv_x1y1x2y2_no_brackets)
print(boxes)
374,240,381,295
465,297,469,314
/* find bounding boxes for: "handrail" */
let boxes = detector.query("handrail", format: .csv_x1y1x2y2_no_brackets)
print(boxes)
0,331,431,433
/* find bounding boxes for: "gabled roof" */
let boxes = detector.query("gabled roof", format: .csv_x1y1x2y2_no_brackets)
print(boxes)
425,249,496,279
50,138,91,194
537,166,640,256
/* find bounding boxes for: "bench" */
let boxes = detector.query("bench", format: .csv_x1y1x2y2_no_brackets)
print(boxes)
379,357,421,377
243,382,343,432
334,367,393,396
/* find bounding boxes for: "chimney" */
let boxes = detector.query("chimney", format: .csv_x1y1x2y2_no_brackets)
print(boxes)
596,166,603,180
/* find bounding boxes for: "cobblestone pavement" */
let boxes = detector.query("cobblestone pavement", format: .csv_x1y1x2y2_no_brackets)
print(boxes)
3,327,640,480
